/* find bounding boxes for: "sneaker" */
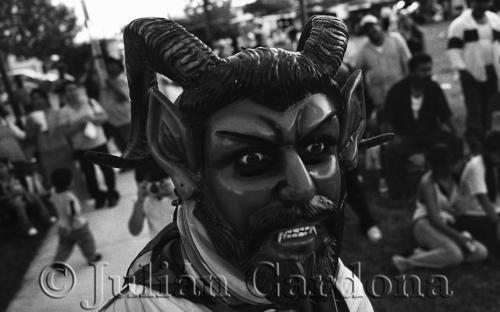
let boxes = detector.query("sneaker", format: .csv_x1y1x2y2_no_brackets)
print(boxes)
392,255,412,272
88,253,102,265
27,227,38,236
107,190,120,208
366,225,383,243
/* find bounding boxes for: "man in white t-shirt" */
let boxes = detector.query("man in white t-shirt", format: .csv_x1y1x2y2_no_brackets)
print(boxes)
59,81,120,209
447,0,500,136
454,131,500,256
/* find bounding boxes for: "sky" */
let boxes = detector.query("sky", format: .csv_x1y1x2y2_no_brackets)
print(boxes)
54,0,255,41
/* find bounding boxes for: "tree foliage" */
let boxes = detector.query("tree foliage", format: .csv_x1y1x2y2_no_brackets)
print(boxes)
0,0,79,59
182,0,236,42
243,0,295,16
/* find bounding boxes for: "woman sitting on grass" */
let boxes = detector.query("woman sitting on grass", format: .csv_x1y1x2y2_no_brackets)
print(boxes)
392,140,488,271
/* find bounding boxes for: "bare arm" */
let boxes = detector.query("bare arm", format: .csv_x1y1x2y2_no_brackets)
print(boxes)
7,120,26,140
88,100,108,125
447,20,466,71
476,194,500,223
420,179,469,249
90,111,108,125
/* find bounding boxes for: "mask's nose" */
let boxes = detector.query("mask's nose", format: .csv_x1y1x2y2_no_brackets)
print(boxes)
278,148,316,203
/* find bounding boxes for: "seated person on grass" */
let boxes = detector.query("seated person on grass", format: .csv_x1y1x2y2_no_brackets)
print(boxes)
392,140,488,271
454,131,500,257
382,53,457,198
0,158,54,236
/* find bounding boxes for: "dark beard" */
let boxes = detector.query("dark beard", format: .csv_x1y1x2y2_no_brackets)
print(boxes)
194,183,345,307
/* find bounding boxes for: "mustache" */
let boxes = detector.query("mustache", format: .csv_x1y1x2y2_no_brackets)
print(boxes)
246,195,339,249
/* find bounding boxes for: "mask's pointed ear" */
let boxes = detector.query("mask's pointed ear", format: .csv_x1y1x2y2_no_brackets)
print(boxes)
147,88,199,200
339,70,366,170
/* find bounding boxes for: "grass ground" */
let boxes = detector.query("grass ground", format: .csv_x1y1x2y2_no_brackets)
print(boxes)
342,194,500,312
339,22,500,312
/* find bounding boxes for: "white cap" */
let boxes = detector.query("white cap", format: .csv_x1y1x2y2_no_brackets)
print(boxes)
359,14,379,28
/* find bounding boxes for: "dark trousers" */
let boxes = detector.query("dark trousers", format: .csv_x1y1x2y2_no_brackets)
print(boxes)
103,123,131,153
382,130,454,198
454,214,500,258
54,223,97,262
4,192,51,231
345,168,377,232
75,144,116,199
460,66,498,137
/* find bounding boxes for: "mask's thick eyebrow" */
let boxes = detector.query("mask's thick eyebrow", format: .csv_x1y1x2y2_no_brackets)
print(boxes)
298,112,338,139
215,131,274,145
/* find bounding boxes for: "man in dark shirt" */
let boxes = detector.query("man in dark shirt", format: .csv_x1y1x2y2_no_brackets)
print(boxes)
381,53,457,198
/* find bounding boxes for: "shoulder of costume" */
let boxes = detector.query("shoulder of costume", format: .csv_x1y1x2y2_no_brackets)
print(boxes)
98,284,213,312
126,222,181,279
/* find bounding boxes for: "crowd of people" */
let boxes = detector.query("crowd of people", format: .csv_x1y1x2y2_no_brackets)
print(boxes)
1,0,499,274
1,53,178,264
349,0,500,270
0,56,132,238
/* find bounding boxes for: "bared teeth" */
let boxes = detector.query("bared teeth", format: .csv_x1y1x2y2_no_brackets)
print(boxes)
277,225,318,243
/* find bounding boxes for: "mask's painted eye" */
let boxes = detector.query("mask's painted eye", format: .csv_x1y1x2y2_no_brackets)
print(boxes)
301,138,335,165
305,142,326,154
236,152,271,176
239,152,267,166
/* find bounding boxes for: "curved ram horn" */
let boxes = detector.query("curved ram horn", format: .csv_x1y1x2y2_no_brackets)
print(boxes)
86,18,223,169
297,15,349,77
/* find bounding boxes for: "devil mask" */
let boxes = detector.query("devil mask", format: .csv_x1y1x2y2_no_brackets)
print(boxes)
90,15,387,311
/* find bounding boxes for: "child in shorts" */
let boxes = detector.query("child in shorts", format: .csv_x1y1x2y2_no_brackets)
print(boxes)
50,168,102,264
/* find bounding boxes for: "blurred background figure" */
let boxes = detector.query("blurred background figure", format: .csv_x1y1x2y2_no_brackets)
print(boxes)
0,158,54,236
382,53,456,199
392,139,488,272
25,88,74,190
448,0,500,139
11,75,30,116
50,168,102,264
129,161,176,238
357,14,412,116
356,14,412,197
58,81,119,209
398,12,426,54
101,57,131,155
0,106,27,168
345,168,383,243
454,131,500,257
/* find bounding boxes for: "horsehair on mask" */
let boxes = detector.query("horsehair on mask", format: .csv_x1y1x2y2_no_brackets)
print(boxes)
86,15,349,170
179,47,344,130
